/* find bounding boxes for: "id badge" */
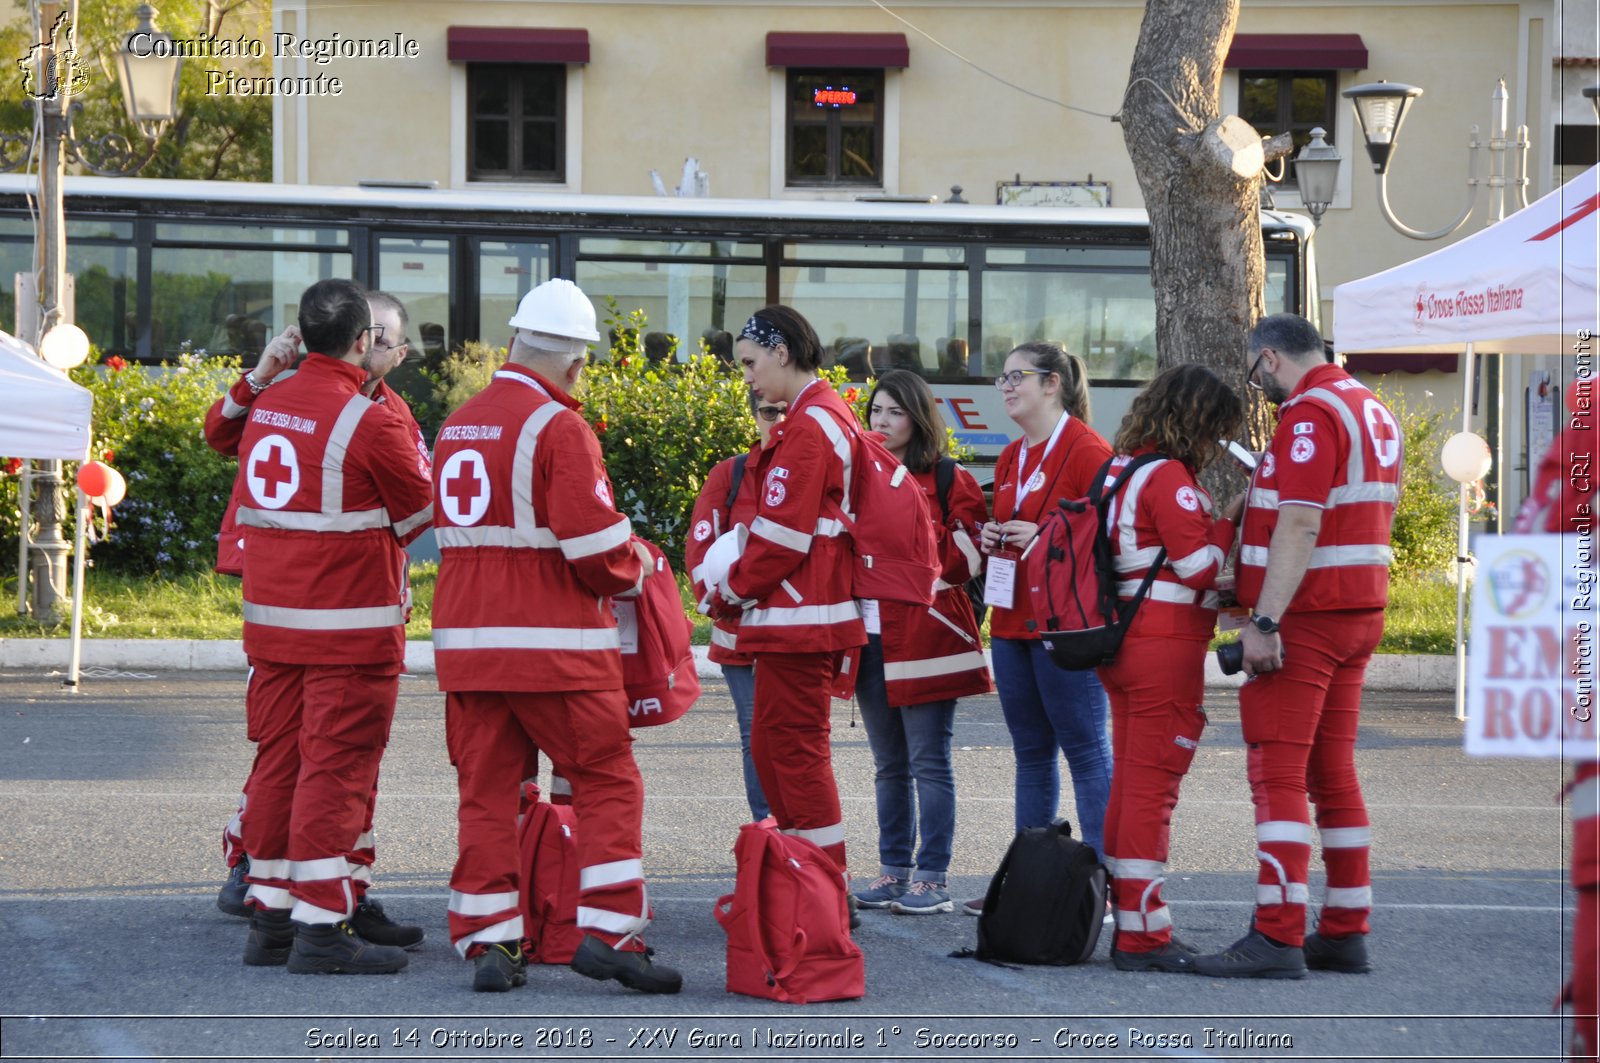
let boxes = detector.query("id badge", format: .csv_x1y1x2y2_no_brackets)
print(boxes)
612,599,640,654
859,598,881,634
984,551,1019,610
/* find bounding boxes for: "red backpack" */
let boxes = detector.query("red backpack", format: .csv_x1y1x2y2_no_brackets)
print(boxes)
825,428,938,605
613,536,701,726
1025,453,1167,671
713,819,865,1004
516,783,583,964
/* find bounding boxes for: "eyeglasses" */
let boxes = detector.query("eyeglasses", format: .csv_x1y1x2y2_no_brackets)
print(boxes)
362,323,385,345
376,336,409,354
755,405,784,423
1245,349,1268,392
994,368,1049,391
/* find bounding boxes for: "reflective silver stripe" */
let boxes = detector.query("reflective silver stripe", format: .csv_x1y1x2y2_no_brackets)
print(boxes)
1115,905,1172,932
290,856,348,882
1113,458,1167,564
290,897,351,925
392,502,434,538
1114,545,1163,570
235,506,391,532
576,905,649,936
580,858,644,890
814,517,847,537
742,601,860,628
882,650,987,682
1293,387,1368,486
1117,580,1199,605
785,823,845,847
752,515,812,553
1170,544,1223,579
1320,826,1372,848
322,393,375,518
243,602,405,630
352,830,375,851
349,864,373,884
780,579,804,603
803,404,854,516
433,626,622,651
1239,544,1268,567
449,889,519,917
1573,776,1600,823
1307,543,1393,568
245,883,294,910
1330,482,1400,505
511,401,565,543
710,626,739,650
1257,882,1311,905
222,393,248,419
952,528,982,580
436,525,558,549
249,857,291,880
1324,886,1373,908
559,516,632,561
453,917,525,958
1248,487,1279,509
1106,857,1166,880
1256,820,1314,845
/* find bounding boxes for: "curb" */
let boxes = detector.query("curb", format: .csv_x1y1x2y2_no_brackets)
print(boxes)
0,638,1456,690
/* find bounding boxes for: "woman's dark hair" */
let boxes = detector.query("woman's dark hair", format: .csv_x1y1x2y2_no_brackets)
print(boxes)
751,305,825,372
868,369,947,474
298,278,370,356
1113,363,1244,471
1010,340,1092,421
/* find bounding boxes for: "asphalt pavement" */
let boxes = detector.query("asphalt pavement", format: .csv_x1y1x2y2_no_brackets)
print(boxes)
0,665,1579,1062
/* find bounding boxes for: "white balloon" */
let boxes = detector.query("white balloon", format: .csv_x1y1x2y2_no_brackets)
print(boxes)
90,466,127,508
1441,431,1492,484
40,323,90,370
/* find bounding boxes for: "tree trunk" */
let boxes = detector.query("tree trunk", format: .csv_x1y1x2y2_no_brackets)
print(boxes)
1120,0,1274,495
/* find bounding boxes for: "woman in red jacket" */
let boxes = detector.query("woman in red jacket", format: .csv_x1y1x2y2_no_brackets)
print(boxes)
850,370,992,916
1097,364,1243,972
715,306,866,875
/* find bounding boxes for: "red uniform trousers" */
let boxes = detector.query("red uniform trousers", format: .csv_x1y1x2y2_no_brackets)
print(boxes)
238,659,398,924
751,651,848,873
1098,634,1208,953
445,689,647,958
1239,608,1384,946
1570,762,1599,1062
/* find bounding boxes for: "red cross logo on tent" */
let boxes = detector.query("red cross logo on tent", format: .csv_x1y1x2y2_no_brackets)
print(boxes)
439,449,490,526
1363,399,1402,467
246,434,300,510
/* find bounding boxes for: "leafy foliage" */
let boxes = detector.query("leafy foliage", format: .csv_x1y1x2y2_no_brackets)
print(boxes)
1374,382,1459,575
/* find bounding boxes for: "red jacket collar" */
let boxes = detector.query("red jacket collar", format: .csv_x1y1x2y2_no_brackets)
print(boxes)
495,362,583,411
304,351,368,391
1284,362,1348,405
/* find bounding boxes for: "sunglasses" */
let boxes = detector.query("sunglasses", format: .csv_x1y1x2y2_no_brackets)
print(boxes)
756,405,785,423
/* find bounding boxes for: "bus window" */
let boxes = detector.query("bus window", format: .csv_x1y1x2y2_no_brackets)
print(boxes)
377,236,452,361
981,267,1157,382
779,262,969,379
150,245,352,361
475,239,554,344
577,252,766,360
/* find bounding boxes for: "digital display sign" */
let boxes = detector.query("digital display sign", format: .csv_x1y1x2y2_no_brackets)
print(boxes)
813,87,857,107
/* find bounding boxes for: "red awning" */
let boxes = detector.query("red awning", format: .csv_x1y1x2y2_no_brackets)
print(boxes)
1225,34,1368,70
1344,352,1459,375
447,27,589,64
766,32,909,69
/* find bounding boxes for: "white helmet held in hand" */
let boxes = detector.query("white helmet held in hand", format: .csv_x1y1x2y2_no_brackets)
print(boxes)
508,278,600,343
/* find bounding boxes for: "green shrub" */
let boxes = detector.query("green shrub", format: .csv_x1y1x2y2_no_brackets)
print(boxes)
1373,382,1459,575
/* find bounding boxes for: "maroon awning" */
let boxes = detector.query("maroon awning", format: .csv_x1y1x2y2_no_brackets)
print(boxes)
1225,34,1368,70
447,27,589,64
1344,352,1459,375
766,32,909,69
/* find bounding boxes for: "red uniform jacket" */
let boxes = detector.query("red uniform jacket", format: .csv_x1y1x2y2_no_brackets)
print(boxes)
1237,364,1402,613
430,364,642,693
1102,451,1235,641
685,447,763,667
208,373,430,577
878,462,992,705
206,353,434,666
724,380,867,654
988,413,1113,640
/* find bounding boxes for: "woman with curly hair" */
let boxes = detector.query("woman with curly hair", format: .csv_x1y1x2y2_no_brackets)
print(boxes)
1097,363,1245,973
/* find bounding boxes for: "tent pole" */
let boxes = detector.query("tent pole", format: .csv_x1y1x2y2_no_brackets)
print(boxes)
16,467,30,616
1455,343,1475,722
66,486,87,690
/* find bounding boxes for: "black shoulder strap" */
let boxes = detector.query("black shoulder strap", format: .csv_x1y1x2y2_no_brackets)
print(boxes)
725,452,750,512
934,457,957,520
1091,453,1169,624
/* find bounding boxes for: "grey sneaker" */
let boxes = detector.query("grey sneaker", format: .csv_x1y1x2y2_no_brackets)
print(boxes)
852,874,907,909
888,881,953,915
1112,938,1199,973
1304,931,1371,973
1192,928,1306,980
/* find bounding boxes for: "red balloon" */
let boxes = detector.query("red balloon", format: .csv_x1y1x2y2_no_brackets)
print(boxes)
77,460,112,498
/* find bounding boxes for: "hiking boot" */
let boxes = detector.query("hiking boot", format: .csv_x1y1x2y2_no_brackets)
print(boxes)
242,907,294,967
1304,931,1371,974
889,881,953,915
961,896,984,917
351,897,424,950
1112,939,1199,973
217,857,250,918
852,874,907,909
472,941,527,993
1192,928,1307,980
287,921,408,975
569,935,682,994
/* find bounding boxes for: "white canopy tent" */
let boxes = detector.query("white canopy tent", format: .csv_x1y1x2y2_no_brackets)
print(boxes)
1332,163,1600,720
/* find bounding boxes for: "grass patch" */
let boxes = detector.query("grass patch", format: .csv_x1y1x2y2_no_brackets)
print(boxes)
1379,568,1464,655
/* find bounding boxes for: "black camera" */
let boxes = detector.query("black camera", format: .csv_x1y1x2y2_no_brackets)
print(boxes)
1216,640,1245,676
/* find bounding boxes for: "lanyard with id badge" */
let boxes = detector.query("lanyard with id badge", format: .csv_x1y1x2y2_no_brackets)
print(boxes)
984,412,1067,610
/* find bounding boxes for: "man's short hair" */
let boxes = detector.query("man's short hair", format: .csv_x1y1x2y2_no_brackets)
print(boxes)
1249,313,1325,363
299,279,370,356
367,289,408,331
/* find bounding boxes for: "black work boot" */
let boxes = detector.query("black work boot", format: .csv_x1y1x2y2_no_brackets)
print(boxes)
351,897,425,950
569,935,682,994
217,856,250,918
287,920,408,975
472,941,528,993
1112,938,1200,973
242,907,294,967
1192,928,1307,980
1304,930,1371,973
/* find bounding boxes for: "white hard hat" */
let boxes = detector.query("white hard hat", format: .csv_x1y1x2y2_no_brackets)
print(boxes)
508,278,600,342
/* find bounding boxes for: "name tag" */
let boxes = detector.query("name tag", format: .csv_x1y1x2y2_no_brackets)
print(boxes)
612,600,639,654
984,553,1018,610
860,598,881,634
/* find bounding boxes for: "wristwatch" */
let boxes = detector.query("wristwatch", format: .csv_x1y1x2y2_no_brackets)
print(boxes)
1251,613,1281,635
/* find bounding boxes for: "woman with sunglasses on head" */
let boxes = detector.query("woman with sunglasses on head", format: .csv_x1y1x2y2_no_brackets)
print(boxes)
710,306,866,878
684,392,787,823
850,370,992,916
970,342,1114,913
1097,364,1244,973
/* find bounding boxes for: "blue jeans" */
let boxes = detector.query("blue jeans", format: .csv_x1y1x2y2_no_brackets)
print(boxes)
991,637,1112,858
855,635,957,883
720,663,770,822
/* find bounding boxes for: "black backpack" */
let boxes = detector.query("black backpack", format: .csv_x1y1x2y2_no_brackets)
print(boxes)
726,451,750,511
973,821,1107,965
933,457,988,627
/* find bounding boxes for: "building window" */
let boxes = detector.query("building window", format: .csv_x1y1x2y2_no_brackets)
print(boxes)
786,69,883,186
1238,71,1336,187
468,64,564,182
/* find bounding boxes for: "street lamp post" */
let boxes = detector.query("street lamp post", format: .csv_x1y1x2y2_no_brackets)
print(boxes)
2,1,180,623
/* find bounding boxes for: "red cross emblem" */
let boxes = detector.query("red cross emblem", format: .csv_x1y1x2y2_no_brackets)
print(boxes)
1363,399,1401,468
439,449,490,525
246,434,300,509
